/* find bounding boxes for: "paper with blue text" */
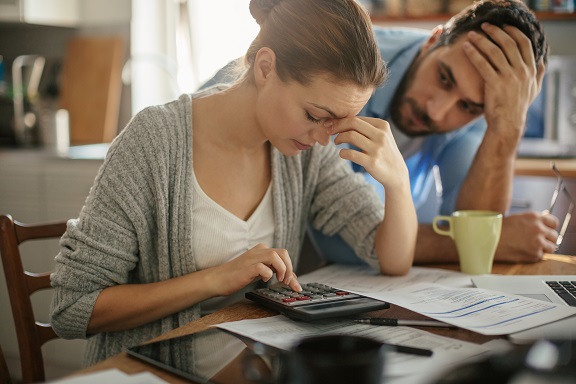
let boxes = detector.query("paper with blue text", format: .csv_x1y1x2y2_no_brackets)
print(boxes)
298,265,576,335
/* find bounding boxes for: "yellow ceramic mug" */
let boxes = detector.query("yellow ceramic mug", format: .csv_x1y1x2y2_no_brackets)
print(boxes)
432,210,503,274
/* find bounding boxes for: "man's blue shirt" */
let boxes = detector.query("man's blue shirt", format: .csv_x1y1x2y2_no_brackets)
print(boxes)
359,27,487,221
310,27,487,265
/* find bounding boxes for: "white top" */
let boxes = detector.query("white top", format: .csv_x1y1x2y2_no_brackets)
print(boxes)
191,170,275,378
191,169,275,314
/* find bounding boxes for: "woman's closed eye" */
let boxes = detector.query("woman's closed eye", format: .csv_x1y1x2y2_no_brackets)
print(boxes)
305,112,322,124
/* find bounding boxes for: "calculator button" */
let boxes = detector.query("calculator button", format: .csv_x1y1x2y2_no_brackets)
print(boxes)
249,283,363,307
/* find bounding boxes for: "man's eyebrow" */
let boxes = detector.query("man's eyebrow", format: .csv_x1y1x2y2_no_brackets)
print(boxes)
309,103,343,119
440,62,484,110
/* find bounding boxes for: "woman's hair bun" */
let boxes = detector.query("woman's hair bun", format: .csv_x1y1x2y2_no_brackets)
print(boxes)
249,0,282,25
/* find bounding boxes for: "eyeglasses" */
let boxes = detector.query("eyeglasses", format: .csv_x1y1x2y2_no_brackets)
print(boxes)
548,162,574,250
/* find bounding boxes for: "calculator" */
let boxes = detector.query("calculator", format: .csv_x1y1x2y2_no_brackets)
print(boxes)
245,282,390,321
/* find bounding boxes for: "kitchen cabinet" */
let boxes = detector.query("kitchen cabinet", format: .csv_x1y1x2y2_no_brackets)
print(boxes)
0,150,103,222
0,148,103,381
0,0,79,27
0,0,131,27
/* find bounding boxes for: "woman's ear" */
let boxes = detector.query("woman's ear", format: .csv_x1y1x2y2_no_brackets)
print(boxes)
253,47,276,86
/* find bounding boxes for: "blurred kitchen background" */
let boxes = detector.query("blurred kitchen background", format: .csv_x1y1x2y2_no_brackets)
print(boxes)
0,0,575,382
1,0,576,151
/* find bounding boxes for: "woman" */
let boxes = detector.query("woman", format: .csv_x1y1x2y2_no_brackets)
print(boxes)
50,0,417,367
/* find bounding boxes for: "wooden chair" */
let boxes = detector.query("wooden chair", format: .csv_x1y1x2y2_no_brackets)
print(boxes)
0,214,67,383
0,342,12,384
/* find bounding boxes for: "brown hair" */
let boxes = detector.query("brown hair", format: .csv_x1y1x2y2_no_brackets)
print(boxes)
435,0,548,65
240,0,387,88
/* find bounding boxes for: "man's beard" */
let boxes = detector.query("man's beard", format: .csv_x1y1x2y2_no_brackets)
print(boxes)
389,56,438,137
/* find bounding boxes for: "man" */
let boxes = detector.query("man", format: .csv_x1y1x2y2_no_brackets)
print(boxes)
202,0,559,265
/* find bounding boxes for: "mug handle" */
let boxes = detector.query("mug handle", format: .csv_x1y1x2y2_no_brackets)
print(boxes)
432,216,453,238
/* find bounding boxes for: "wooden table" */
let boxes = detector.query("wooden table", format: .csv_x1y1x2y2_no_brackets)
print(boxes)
70,254,576,383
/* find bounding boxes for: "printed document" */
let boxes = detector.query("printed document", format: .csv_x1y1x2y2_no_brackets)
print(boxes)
299,265,576,335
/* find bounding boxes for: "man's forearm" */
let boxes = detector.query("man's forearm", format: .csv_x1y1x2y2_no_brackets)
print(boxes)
456,129,517,213
456,23,542,213
413,224,460,264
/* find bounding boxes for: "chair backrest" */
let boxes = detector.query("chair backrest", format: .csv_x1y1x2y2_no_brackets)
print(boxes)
0,214,67,384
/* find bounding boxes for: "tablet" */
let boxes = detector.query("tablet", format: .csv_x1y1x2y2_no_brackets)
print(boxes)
126,328,278,384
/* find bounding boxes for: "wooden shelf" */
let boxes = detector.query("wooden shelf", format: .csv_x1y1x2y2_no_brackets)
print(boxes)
370,11,576,23
533,11,576,21
515,157,576,178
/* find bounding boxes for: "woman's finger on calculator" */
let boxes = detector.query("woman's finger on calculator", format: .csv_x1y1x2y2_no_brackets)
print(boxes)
213,244,289,295
285,272,302,292
267,247,290,282
251,245,301,292
245,244,288,282
269,248,302,292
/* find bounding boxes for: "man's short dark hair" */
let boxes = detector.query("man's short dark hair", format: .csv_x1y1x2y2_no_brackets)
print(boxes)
435,0,548,65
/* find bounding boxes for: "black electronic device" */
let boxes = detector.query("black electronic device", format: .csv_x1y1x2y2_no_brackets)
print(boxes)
245,282,389,321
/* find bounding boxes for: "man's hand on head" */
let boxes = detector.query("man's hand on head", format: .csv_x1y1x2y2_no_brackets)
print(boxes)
462,23,545,145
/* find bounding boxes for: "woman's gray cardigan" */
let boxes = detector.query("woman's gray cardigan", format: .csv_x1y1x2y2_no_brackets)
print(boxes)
50,92,384,367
